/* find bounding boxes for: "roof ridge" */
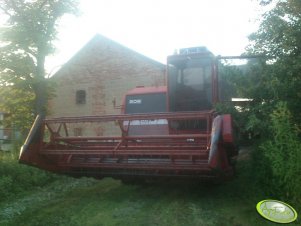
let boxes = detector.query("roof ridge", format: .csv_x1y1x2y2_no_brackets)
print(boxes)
52,33,165,77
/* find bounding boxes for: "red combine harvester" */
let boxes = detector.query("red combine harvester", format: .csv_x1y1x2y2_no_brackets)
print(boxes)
19,47,238,181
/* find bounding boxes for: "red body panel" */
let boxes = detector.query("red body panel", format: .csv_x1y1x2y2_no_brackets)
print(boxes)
222,114,234,143
122,86,169,136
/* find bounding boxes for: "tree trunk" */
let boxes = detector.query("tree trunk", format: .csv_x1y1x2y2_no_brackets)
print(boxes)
34,49,47,118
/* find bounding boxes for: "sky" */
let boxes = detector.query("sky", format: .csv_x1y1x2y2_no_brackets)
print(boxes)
46,0,264,74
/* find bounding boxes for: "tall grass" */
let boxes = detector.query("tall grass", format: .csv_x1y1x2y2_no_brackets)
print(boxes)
0,146,58,202
255,102,301,203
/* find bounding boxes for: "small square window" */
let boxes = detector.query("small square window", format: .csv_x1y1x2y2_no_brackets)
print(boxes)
76,90,86,104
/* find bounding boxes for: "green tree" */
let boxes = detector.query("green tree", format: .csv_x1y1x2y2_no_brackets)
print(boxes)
241,0,301,130
232,0,301,201
216,0,301,202
0,0,79,120
0,86,35,133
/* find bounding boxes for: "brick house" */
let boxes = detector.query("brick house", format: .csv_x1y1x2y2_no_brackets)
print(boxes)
48,34,166,136
49,34,166,118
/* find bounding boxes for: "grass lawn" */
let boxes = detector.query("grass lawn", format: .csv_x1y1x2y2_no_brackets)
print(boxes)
0,152,300,226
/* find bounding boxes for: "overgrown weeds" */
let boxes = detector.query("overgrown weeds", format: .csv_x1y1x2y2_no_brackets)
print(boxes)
216,100,301,206
255,102,301,203
0,147,58,202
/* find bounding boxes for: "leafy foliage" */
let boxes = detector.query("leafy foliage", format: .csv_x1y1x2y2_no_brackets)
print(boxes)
219,0,301,137
258,102,301,200
0,86,35,133
246,0,301,126
220,0,301,202
248,0,301,57
216,61,273,141
0,0,79,119
217,0,301,203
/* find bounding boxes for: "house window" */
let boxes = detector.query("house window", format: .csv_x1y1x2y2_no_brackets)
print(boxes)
76,90,86,104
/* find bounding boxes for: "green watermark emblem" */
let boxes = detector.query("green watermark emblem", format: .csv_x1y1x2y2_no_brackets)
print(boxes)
256,200,298,224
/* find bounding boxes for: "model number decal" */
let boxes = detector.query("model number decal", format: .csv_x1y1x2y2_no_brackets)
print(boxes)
129,99,142,104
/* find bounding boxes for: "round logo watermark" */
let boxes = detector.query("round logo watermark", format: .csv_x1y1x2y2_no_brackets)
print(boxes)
256,200,298,224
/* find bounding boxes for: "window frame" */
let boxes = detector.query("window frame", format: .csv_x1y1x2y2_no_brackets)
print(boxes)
76,90,86,105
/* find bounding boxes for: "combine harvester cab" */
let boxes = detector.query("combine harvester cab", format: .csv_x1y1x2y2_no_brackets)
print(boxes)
19,47,238,181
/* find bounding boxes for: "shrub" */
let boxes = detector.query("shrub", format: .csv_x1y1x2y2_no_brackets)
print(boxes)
258,102,301,201
0,150,58,201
